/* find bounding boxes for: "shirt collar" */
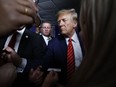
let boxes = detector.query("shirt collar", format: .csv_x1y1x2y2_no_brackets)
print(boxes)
66,32,77,43
17,27,26,35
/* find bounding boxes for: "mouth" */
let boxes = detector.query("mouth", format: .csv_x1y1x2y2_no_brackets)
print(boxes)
60,26,65,29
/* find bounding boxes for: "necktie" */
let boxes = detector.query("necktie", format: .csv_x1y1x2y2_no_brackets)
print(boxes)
8,31,18,49
67,38,75,81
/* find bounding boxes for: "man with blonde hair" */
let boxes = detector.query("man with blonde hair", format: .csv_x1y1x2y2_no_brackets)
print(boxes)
42,8,84,86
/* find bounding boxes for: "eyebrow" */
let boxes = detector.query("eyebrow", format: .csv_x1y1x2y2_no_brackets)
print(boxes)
58,18,67,23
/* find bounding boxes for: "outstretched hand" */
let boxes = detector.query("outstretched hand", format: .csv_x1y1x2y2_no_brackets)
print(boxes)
29,66,44,85
0,0,38,37
42,71,59,87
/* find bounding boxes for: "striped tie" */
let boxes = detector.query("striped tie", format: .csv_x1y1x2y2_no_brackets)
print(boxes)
67,38,75,81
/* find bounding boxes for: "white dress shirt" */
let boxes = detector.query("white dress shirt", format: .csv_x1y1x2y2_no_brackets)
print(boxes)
42,35,51,45
4,28,27,73
65,32,83,68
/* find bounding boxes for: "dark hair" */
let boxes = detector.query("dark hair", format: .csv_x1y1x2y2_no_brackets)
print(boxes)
40,21,52,28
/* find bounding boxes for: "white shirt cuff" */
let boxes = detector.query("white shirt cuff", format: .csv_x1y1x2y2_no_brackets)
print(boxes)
16,58,27,73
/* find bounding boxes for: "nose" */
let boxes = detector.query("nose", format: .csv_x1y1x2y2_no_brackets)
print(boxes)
45,29,48,31
59,20,64,27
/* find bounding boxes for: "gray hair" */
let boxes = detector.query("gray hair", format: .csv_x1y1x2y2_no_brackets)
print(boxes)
56,8,78,22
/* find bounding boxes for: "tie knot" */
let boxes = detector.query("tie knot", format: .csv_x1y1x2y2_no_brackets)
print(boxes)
13,31,18,36
68,38,72,42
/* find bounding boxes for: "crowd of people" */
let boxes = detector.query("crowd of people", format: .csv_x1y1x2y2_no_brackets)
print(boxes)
0,0,116,87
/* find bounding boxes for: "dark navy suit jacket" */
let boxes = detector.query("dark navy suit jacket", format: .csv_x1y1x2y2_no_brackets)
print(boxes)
37,34,54,49
43,30,85,85
37,34,48,49
0,29,45,87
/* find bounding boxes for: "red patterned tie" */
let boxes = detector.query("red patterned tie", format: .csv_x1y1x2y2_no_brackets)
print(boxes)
8,31,18,49
67,38,75,81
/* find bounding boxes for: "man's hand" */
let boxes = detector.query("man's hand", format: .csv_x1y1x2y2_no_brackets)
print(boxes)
0,47,22,67
29,66,44,85
0,0,38,37
42,71,59,87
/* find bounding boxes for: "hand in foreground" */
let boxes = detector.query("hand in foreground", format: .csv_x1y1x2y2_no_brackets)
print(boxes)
0,63,17,87
42,71,59,87
0,0,38,37
29,66,44,85
0,47,22,67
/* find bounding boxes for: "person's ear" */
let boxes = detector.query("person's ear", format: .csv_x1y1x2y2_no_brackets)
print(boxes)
73,21,77,28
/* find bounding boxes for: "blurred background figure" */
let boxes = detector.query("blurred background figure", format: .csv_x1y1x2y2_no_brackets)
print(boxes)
35,25,41,34
39,21,53,46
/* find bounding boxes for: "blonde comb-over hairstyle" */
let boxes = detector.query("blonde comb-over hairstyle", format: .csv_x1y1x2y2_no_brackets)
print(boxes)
56,8,78,23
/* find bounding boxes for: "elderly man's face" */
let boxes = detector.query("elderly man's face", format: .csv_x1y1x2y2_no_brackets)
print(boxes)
57,13,77,37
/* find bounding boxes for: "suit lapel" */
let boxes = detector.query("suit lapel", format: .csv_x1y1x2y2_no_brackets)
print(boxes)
58,36,67,62
17,29,29,54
